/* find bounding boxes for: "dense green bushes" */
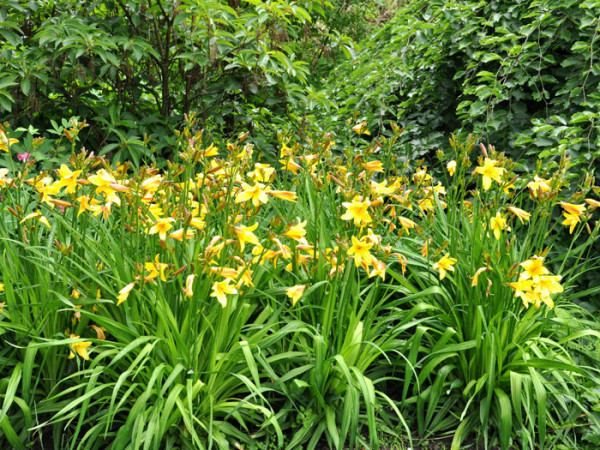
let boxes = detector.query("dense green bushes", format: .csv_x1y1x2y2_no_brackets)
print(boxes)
0,0,397,160
319,0,600,168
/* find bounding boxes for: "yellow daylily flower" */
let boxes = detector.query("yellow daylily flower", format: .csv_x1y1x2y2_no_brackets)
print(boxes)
56,164,82,194
168,228,196,241
76,195,100,217
490,211,508,240
182,274,195,298
247,163,275,183
286,284,307,306
508,278,535,306
370,179,395,196
279,157,302,174
235,265,254,288
341,197,372,227
432,253,457,280
234,223,260,251
140,175,163,192
116,282,137,306
562,213,580,234
558,202,586,217
527,176,551,199
447,160,456,176
36,178,62,206
88,169,129,198
68,334,92,360
145,254,168,282
535,275,563,298
189,217,205,230
202,143,218,157
283,219,308,244
87,168,116,188
519,256,549,282
211,279,237,307
235,182,270,207
475,158,505,191
347,236,373,268
20,210,51,229
147,203,164,219
148,218,175,240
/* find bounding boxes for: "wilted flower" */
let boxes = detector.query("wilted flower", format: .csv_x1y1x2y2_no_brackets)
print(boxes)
398,216,416,235
369,257,386,280
507,206,531,224
470,267,487,287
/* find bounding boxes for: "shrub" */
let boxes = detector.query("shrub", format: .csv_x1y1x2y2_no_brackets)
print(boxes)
318,0,600,169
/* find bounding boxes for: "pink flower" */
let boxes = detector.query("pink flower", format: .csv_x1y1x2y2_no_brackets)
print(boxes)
17,152,31,162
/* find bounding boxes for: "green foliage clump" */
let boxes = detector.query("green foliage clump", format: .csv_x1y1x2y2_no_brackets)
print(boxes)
0,0,342,160
319,0,600,168
2,121,600,448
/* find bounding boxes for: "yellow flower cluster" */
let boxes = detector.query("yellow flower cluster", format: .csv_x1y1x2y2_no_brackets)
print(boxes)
3,122,600,363
509,256,563,309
